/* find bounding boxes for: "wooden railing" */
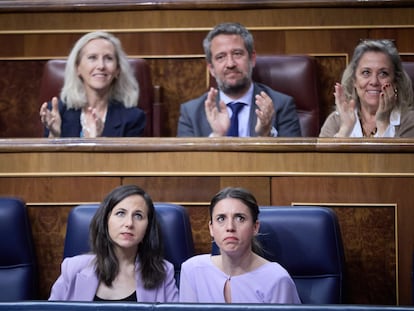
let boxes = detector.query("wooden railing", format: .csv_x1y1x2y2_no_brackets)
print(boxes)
0,0,412,12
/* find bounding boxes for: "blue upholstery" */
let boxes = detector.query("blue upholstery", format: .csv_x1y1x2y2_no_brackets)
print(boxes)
0,198,37,300
0,302,413,311
212,206,345,304
64,203,195,282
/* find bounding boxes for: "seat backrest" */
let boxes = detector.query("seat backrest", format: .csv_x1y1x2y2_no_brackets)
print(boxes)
212,206,345,304
0,198,37,300
209,55,320,136
258,206,345,304
402,62,414,94
64,203,195,283
39,58,161,137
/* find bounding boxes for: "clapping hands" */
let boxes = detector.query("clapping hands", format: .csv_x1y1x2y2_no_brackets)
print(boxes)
40,97,62,138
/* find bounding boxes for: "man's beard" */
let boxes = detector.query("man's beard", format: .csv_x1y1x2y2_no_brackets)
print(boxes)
216,75,251,97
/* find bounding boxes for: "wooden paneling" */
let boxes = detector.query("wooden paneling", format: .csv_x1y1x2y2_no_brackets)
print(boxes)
1,5,414,29
333,206,396,305
2,28,414,59
122,176,271,204
0,138,413,304
1,0,414,305
0,3,414,137
28,205,73,301
0,177,120,202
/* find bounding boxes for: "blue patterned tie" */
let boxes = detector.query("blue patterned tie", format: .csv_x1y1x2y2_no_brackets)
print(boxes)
227,102,245,137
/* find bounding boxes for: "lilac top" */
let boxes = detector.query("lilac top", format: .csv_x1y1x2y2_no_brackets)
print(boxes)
49,254,178,302
179,254,301,303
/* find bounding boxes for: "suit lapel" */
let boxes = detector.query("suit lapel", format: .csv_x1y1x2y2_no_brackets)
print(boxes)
102,102,122,136
72,264,99,300
249,83,259,137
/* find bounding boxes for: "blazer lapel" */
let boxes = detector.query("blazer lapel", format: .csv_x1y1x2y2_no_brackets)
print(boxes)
102,102,122,136
249,83,259,137
72,264,99,301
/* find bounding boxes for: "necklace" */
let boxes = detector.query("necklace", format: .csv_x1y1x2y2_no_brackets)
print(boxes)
366,127,378,137
358,114,377,137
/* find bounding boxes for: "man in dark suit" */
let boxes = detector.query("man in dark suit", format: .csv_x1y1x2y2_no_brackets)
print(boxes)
177,22,302,137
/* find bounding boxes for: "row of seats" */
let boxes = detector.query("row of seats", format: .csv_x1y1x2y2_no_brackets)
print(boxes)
38,56,321,137
39,58,414,138
0,197,347,304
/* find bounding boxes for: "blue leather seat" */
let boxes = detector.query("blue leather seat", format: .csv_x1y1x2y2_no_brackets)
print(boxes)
1,302,414,311
212,206,345,304
0,197,38,300
64,203,195,283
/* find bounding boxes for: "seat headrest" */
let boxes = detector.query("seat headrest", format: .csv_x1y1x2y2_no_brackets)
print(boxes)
209,55,320,136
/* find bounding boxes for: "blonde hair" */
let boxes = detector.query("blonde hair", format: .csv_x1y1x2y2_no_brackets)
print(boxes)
61,31,139,109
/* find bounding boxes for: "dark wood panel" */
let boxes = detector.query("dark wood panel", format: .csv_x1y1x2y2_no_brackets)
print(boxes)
122,176,221,202
122,177,271,204
219,177,271,205
315,56,347,129
1,29,414,59
0,32,207,58
0,177,120,202
333,206,396,305
186,205,211,255
148,58,208,137
1,6,414,30
0,60,44,138
28,205,73,300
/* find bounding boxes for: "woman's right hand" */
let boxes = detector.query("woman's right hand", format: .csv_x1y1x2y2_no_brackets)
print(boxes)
334,83,356,137
40,97,62,138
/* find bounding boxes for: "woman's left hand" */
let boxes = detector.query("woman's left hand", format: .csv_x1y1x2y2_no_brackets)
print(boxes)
91,108,104,137
82,107,104,137
376,83,396,134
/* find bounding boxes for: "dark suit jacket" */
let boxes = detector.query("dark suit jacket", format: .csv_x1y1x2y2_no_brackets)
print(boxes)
44,99,146,137
176,83,302,137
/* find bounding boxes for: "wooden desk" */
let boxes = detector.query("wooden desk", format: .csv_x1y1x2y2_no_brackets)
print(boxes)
0,137,413,304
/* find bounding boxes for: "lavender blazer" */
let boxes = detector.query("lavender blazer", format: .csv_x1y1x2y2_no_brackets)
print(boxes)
49,254,178,302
